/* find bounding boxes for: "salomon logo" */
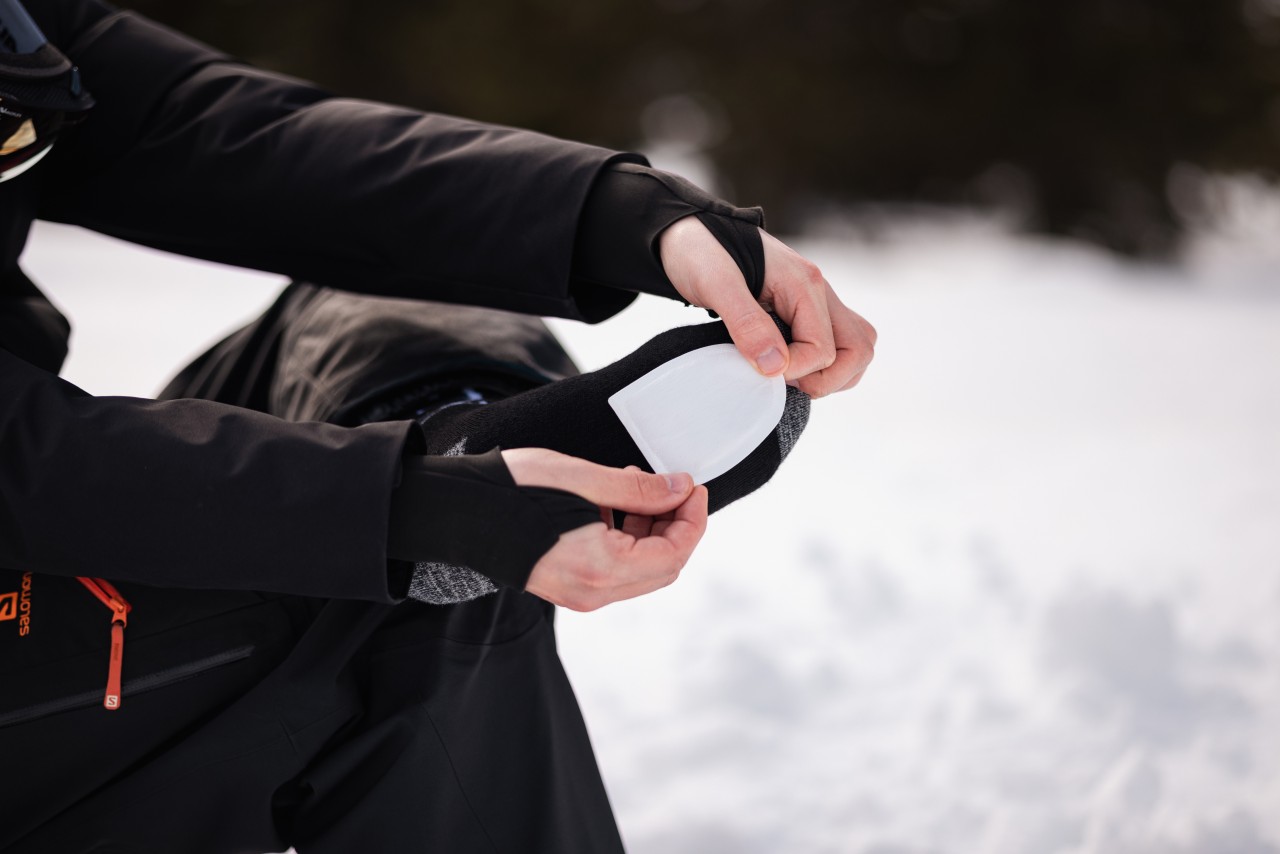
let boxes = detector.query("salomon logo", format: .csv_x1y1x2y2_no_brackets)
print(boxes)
1,573,33,635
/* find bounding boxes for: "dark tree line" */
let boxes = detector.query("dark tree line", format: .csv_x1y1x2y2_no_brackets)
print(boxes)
131,0,1280,254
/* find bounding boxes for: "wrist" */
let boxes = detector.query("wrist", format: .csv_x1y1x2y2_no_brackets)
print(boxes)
571,162,766,305
387,448,598,591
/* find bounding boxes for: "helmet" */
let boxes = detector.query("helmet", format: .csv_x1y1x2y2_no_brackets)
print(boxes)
0,0,93,183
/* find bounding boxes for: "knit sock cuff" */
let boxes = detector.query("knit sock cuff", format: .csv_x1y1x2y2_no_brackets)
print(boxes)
408,561,498,605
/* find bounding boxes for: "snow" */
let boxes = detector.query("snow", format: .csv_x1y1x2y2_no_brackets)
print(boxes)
22,215,1280,854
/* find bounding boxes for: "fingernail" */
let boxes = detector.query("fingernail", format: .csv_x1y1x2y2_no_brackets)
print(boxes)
665,472,692,493
756,347,785,375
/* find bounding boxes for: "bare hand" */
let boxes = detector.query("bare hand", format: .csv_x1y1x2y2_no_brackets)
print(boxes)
658,216,877,398
502,448,709,612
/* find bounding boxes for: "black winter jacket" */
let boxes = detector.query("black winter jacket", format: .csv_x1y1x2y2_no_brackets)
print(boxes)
0,0,644,604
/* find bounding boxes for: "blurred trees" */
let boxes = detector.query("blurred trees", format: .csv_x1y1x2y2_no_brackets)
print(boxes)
130,0,1280,254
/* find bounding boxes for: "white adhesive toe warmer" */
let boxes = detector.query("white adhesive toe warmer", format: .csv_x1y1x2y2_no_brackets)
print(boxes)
608,343,786,484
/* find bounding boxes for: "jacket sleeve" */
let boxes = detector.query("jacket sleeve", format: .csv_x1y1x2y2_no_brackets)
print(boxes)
31,0,642,322
0,346,415,602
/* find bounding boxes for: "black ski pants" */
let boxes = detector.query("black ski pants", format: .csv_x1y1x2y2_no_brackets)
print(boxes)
0,287,625,854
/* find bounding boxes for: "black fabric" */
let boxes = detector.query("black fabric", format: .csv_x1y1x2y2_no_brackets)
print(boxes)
260,285,581,427
0,0,645,603
156,280,323,414
0,3,776,849
0,296,66,370
573,161,767,303
0,345,418,603
280,592,625,854
224,286,599,594
0,0,49,54
159,284,602,598
387,449,600,590
22,0,642,321
0,577,625,854
0,267,67,371
0,294,628,853
409,316,807,515
0,42,93,111
0,1,772,605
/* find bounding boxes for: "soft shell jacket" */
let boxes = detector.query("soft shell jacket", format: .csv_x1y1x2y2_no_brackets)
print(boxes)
0,6,652,850
0,293,621,850
0,0,643,603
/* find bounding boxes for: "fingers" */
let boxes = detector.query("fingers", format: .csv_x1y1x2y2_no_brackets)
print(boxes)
572,488,707,607
502,450,694,516
525,486,709,612
754,232,845,395
656,207,875,395
657,216,791,377
752,228,833,383
837,368,867,393
773,273,836,384
747,230,877,397
621,510,654,539
715,281,792,378
622,484,707,571
503,450,704,611
793,285,877,398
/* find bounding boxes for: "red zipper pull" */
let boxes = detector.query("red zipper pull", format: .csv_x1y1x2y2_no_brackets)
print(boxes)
77,577,131,711
105,621,125,709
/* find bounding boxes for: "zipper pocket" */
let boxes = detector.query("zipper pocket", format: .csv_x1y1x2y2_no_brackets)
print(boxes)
77,576,131,710
0,644,257,729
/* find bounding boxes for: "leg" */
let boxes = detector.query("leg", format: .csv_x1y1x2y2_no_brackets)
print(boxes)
282,591,624,854
3,287,622,853
251,288,626,851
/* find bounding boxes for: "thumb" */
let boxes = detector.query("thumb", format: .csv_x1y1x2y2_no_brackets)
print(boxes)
563,461,695,516
503,449,695,516
659,217,788,377
722,297,789,377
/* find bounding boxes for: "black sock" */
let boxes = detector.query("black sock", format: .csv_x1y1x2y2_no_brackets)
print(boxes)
412,319,809,514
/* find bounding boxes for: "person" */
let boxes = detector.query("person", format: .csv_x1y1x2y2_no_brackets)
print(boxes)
0,0,876,851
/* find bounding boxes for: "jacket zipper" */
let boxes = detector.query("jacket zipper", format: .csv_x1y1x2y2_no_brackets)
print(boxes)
0,645,256,729
76,576,132,710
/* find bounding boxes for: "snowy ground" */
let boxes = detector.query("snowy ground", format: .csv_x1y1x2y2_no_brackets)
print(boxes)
23,215,1280,854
